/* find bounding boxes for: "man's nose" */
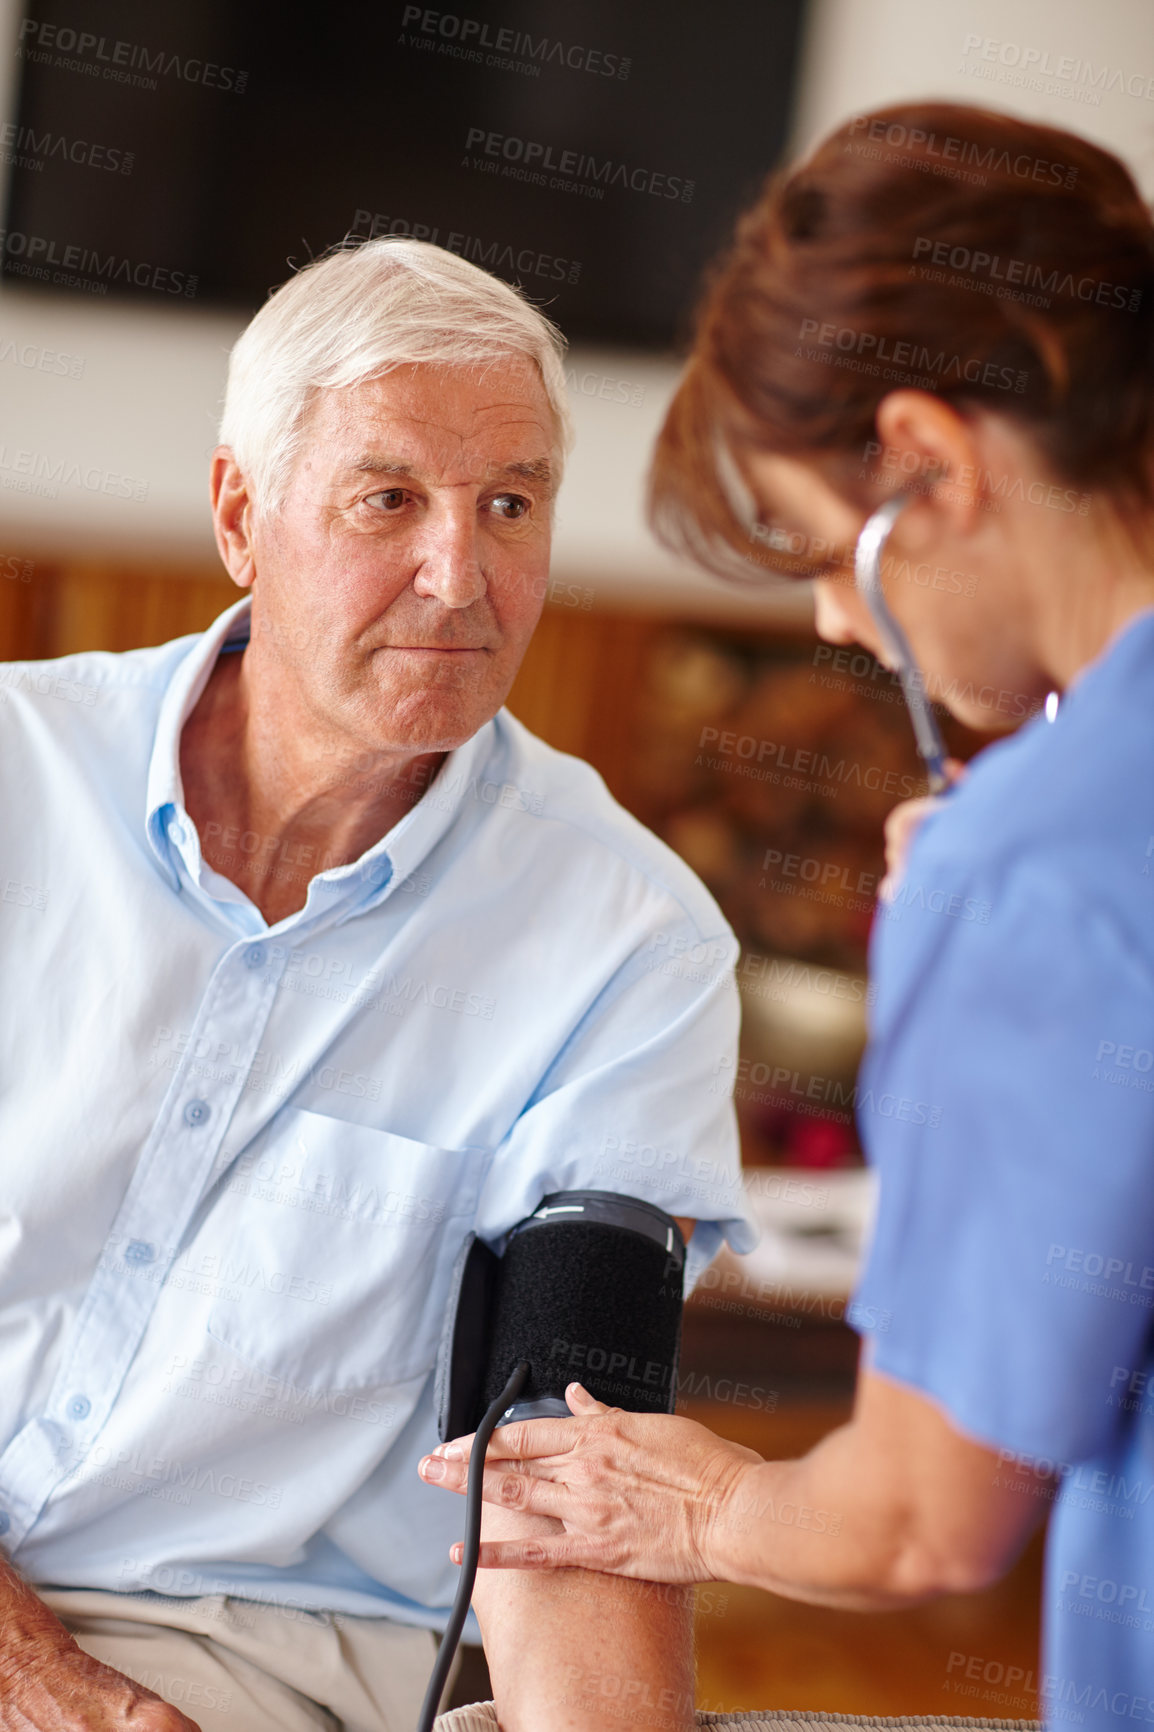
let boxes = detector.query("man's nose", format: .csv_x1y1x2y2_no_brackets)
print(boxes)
411,507,488,609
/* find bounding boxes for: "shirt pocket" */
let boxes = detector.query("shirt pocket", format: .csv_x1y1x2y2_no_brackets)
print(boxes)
203,1106,486,1391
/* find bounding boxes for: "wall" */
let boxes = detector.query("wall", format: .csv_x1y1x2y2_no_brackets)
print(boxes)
793,0,1154,179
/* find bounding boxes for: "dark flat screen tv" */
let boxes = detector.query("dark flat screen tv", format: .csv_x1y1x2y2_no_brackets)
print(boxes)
3,0,807,345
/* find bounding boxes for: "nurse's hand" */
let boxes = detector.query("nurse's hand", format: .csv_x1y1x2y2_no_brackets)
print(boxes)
879,757,968,901
418,1382,763,1582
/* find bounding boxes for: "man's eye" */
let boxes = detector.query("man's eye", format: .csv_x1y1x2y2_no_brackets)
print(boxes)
366,489,408,511
492,494,529,520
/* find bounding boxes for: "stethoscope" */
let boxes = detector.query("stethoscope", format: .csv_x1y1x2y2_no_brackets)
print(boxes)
853,493,951,794
852,491,1061,793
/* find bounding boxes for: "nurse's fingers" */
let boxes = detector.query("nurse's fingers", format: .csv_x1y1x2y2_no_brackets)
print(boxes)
880,757,968,899
483,1382,612,1461
426,1383,611,1472
457,1459,578,1521
419,1441,574,1500
454,1533,612,1572
880,796,937,899
419,1423,615,1500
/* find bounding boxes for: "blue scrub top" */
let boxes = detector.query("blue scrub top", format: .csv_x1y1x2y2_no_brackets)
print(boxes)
852,605,1154,1729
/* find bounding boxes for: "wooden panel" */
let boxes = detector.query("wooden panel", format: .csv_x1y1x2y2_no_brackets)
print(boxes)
0,554,51,663
0,553,237,662
504,604,658,808
42,565,238,660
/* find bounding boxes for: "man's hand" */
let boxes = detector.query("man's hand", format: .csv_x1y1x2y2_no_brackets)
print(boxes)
879,756,968,901
0,1572,200,1732
1,1642,202,1731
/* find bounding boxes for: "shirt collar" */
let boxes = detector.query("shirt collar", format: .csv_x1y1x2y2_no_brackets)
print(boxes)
144,595,498,924
145,596,252,890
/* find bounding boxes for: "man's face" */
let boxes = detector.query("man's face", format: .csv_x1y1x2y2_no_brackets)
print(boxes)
240,357,557,755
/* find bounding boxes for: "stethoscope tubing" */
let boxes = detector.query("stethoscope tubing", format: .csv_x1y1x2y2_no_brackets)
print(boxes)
853,493,951,793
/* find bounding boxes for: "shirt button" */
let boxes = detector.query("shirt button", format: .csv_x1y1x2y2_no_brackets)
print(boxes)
124,1239,155,1265
183,1098,211,1127
67,1395,91,1421
0,1512,10,1536
244,945,265,969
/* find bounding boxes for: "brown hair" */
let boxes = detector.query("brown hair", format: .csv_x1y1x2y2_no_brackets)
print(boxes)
650,102,1154,580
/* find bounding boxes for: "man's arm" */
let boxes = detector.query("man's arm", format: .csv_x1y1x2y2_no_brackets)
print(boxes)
471,1503,695,1732
457,1213,699,1732
0,1559,201,1731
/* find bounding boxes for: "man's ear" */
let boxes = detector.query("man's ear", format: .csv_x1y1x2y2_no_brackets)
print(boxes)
210,447,258,589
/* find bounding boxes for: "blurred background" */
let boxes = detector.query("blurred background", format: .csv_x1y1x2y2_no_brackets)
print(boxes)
1,0,1151,1715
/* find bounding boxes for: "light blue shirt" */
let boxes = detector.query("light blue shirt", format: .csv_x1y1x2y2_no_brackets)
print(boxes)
0,596,755,1628
852,607,1154,1727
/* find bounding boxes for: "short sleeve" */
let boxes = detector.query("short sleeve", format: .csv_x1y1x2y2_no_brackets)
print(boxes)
474,913,758,1292
852,853,1154,1464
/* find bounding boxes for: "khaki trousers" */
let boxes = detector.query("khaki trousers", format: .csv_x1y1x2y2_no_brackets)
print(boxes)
39,1586,441,1732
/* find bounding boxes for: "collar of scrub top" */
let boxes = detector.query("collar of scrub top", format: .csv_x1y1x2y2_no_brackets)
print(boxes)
853,492,951,794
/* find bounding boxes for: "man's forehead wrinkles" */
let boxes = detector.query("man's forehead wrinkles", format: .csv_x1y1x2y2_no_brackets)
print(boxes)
344,414,551,452
330,392,549,426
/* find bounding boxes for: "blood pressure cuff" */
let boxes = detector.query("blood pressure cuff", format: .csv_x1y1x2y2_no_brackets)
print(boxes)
434,1190,687,1441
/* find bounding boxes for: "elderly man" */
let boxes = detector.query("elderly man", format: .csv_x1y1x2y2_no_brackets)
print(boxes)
0,238,752,1731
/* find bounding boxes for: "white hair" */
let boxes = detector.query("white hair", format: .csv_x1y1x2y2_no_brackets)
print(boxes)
218,236,574,511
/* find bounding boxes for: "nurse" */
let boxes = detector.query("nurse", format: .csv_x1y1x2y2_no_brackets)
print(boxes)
419,101,1154,1726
